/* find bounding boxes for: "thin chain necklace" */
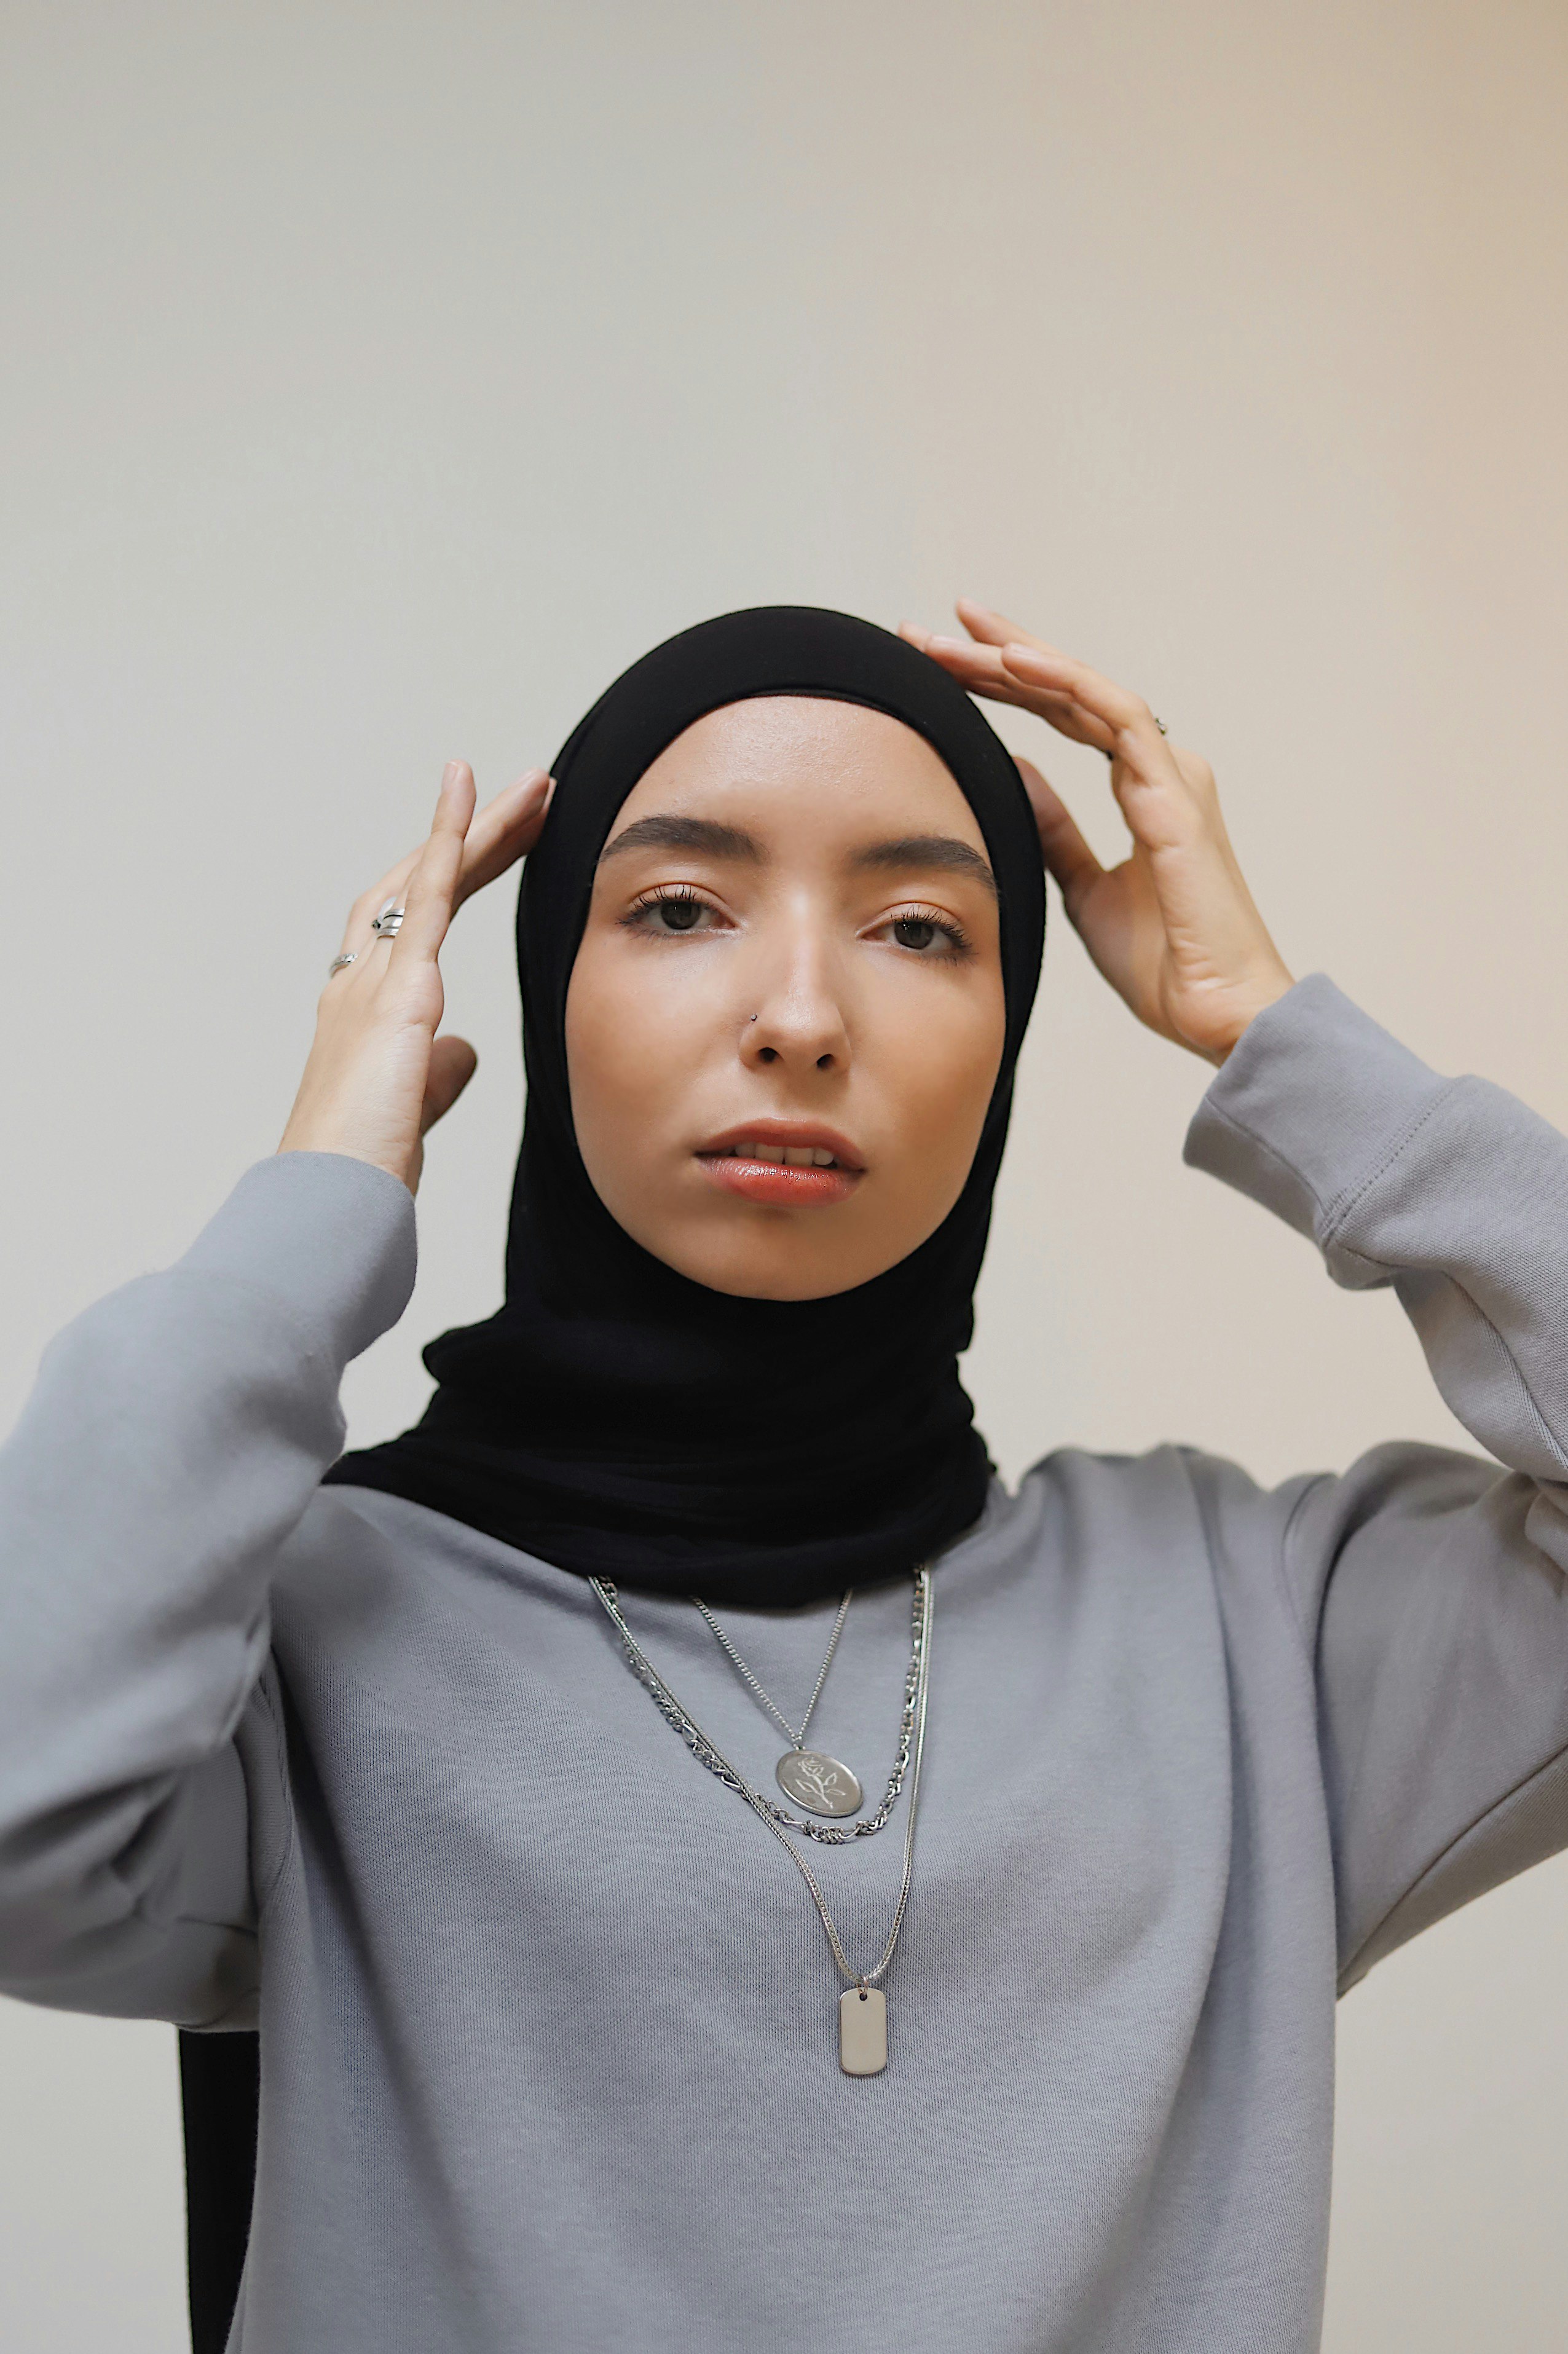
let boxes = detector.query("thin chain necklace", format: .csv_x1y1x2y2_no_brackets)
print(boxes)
589,1571,932,2076
691,1589,865,1817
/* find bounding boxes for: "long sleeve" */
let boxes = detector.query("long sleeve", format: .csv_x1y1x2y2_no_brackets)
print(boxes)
0,1151,416,2023
1186,974,1568,1986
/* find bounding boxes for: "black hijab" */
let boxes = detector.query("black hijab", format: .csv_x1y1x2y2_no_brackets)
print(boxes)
325,607,1045,1605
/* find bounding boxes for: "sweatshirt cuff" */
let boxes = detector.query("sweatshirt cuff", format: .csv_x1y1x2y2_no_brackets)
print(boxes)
1182,974,1454,1245
171,1152,418,1366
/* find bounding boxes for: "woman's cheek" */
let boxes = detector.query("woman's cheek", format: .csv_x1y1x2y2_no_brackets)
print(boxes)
594,959,726,1166
618,955,712,1092
890,998,1001,1212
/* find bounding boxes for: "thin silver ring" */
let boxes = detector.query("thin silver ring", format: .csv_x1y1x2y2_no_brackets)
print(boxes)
327,951,357,977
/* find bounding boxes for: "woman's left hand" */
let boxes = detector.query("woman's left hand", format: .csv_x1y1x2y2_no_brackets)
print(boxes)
900,599,1294,1066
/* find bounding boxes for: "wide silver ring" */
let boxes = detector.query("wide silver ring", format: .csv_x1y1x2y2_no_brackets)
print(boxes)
370,897,406,939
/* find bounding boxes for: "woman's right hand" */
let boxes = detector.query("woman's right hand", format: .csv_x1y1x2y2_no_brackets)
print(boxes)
277,760,555,1194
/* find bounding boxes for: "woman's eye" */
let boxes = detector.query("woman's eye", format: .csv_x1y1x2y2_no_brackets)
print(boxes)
883,910,968,958
626,890,720,936
893,918,941,952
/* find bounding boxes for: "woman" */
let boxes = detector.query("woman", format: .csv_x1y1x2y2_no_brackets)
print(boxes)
4,600,1567,2354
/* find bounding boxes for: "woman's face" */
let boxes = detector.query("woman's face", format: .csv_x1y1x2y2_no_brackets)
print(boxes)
564,696,1008,1301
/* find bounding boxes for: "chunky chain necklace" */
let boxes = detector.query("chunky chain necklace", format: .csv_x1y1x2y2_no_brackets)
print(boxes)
589,1571,932,2076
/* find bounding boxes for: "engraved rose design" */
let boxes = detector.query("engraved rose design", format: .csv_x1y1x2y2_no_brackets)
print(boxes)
788,1752,853,1807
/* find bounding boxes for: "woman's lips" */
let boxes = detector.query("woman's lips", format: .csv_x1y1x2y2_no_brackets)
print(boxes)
695,1133,864,1209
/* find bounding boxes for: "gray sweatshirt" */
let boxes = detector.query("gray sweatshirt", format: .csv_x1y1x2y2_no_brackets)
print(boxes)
4,974,1568,2354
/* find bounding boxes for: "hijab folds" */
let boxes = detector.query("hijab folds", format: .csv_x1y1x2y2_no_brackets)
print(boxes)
326,607,1046,1606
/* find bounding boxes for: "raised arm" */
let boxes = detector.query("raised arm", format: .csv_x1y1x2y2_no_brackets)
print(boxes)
1186,977,1568,1986
0,758,552,2020
904,600,1568,1983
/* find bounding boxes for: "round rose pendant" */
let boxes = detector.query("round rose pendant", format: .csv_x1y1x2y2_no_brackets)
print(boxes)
776,1749,863,1817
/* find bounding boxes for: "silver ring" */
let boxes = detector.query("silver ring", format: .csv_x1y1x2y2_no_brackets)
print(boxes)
1154,715,1168,736
327,951,357,977
370,897,406,939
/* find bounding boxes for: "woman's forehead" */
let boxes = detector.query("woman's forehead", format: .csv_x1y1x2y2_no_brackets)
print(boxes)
613,693,985,841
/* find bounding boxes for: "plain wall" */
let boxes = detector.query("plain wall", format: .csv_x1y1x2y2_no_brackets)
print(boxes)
2,1,1566,2344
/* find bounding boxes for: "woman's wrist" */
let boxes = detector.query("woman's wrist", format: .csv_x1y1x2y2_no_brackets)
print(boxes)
1195,964,1298,1068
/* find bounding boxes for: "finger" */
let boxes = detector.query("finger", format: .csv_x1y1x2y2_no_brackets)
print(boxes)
390,760,478,966
917,626,1063,698
1003,648,1219,871
926,655,1047,712
903,620,1116,752
334,767,553,969
922,632,1016,691
336,846,422,962
924,633,1113,746
420,1034,479,1134
451,770,555,908
901,623,1057,716
953,597,1074,666
910,626,1064,704
1001,644,1172,768
1014,757,1104,919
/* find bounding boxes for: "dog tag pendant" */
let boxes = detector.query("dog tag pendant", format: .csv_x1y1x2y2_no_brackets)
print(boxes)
839,1985,888,2076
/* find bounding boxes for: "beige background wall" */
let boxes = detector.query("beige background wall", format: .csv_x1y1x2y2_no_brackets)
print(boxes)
2,1,1566,2344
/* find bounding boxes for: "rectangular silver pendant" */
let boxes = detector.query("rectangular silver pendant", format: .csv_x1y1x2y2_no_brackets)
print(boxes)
839,1985,888,2076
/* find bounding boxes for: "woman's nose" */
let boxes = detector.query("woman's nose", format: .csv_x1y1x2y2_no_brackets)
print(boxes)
739,937,851,1075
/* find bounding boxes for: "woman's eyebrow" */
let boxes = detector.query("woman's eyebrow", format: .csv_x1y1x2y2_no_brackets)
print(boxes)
851,836,998,898
598,814,765,865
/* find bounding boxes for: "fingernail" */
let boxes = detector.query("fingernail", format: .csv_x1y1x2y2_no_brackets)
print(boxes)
442,760,463,787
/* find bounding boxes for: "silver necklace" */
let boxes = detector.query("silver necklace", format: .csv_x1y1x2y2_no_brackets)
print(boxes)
589,1570,932,2076
593,1575,925,1844
691,1589,864,1817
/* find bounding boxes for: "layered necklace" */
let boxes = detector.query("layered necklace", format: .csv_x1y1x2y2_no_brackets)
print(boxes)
589,1571,932,2076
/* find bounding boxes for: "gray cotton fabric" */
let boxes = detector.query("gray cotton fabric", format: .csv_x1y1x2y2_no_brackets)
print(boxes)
5,972,1568,2353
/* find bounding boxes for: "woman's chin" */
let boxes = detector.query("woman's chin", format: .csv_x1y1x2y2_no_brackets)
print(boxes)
625,1210,896,1302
